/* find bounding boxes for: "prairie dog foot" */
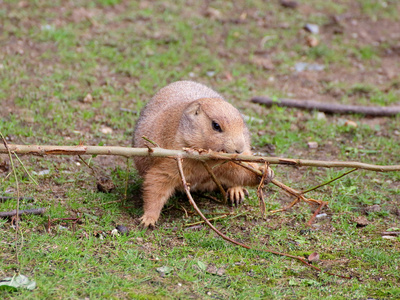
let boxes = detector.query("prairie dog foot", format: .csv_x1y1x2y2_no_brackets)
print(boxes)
139,214,159,228
227,186,249,206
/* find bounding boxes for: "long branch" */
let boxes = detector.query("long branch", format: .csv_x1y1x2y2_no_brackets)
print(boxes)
0,144,399,172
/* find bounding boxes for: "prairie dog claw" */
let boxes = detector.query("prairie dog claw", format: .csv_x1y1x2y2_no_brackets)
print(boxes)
227,186,249,206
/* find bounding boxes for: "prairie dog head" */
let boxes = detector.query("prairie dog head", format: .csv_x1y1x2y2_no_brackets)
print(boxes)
177,98,250,153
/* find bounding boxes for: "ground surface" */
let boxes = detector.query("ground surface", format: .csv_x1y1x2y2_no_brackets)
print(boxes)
1,0,400,299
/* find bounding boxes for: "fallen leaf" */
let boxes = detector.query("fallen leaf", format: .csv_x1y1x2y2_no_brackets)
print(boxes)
206,264,226,276
197,261,206,272
308,252,320,262
0,275,36,291
156,266,173,274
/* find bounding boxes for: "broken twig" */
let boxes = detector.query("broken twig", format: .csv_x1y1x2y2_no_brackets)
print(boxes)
176,157,351,279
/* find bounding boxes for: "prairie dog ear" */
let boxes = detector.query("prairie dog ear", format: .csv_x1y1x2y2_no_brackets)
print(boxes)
184,101,202,116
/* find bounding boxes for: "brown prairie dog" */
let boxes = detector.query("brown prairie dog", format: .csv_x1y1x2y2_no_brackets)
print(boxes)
133,81,273,227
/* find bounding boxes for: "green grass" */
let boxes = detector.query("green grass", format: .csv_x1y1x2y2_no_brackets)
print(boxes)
1,0,400,299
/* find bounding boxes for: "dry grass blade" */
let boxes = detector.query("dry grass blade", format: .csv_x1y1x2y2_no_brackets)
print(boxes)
256,162,269,218
201,161,227,203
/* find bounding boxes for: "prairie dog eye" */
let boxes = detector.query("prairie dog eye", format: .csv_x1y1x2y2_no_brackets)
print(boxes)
212,121,222,132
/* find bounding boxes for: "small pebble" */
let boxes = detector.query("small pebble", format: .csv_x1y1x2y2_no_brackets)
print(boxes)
295,62,325,72
32,169,50,176
100,126,113,134
111,228,120,236
280,0,299,9
304,23,319,34
116,225,129,235
206,71,215,77
307,141,318,149
306,36,319,47
344,120,357,128
316,112,326,120
316,213,327,218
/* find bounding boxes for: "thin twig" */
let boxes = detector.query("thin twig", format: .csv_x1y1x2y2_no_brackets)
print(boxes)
180,205,189,218
176,157,352,279
124,157,130,204
99,200,122,206
202,161,227,203
0,131,20,268
184,212,244,227
302,168,358,194
12,153,39,186
306,202,327,227
78,155,97,176
141,136,160,148
185,214,228,226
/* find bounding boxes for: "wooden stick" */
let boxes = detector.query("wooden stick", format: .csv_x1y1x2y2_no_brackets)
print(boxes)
0,208,46,218
1,144,399,172
251,96,400,117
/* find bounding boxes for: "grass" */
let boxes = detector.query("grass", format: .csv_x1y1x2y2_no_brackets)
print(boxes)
1,0,400,299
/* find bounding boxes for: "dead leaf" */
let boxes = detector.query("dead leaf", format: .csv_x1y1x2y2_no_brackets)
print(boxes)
308,252,320,262
82,93,93,103
353,216,369,227
251,56,274,70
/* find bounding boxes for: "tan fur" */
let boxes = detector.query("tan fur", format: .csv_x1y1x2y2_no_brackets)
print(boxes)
133,81,266,227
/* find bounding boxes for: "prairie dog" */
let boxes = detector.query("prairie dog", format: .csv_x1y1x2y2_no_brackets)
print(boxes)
133,81,272,227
